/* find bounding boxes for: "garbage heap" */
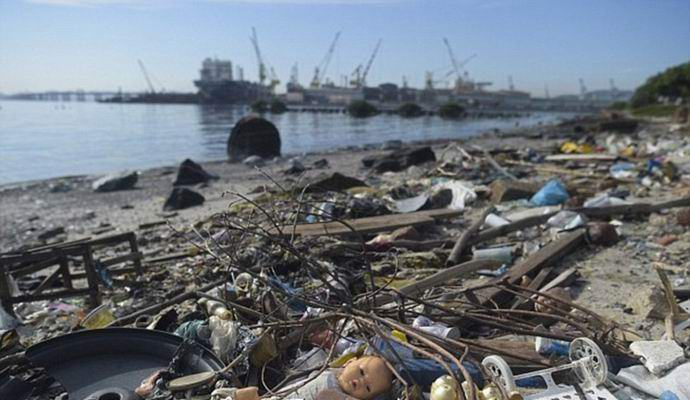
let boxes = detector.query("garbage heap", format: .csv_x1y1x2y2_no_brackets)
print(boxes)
2,115,690,399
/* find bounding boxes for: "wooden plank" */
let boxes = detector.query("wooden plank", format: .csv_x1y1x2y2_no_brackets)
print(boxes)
71,266,138,280
538,267,578,293
544,154,618,162
82,244,101,308
471,195,690,247
83,231,136,247
480,229,586,307
447,206,495,265
509,267,553,310
99,252,142,268
31,268,63,295
8,288,92,304
145,251,195,264
370,259,503,306
273,209,463,237
128,235,144,276
59,257,73,290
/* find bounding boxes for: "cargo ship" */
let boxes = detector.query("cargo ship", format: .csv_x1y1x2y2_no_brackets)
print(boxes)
194,58,271,104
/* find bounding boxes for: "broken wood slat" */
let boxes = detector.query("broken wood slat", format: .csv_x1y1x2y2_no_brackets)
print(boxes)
480,229,587,308
538,267,579,293
82,244,101,307
512,267,579,311
274,209,463,238
13,237,93,254
2,246,87,270
371,259,503,307
472,195,690,247
509,267,553,310
70,266,138,280
31,268,63,295
544,154,618,162
83,232,137,248
10,288,92,304
145,250,196,264
99,252,143,268
138,220,168,230
447,206,495,265
58,257,73,290
650,196,690,212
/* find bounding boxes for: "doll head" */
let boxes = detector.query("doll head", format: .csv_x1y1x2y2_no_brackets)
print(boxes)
337,356,393,400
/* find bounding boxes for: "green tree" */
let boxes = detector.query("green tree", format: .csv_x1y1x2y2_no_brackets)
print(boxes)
397,102,425,118
631,62,690,107
347,100,379,118
438,102,466,119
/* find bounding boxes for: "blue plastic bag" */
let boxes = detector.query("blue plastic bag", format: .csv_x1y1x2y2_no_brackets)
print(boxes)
530,179,569,206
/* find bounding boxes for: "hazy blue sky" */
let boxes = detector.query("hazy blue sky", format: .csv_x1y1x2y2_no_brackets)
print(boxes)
1,0,688,96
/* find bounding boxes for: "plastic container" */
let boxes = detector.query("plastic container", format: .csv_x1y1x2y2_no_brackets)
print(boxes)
472,247,513,264
534,336,569,356
413,316,460,339
80,304,115,330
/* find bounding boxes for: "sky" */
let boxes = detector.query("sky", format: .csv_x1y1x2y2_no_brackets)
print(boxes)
0,0,689,96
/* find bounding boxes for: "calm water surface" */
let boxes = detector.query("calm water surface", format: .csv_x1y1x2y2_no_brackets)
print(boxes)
0,100,573,185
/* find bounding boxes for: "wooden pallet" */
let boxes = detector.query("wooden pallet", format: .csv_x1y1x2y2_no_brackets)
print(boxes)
0,232,143,310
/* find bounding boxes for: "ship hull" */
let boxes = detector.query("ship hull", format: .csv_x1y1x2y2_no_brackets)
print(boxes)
194,80,270,104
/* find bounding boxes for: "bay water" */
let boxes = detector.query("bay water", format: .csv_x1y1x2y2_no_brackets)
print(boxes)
0,100,573,185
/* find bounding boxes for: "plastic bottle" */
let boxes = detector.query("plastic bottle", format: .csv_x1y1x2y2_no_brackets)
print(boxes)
534,336,569,356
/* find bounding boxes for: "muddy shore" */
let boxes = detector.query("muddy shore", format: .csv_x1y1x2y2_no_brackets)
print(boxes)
1,116,689,341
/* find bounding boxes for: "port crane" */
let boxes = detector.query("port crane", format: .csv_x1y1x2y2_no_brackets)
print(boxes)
137,59,156,94
443,38,480,91
250,27,280,92
579,78,587,99
310,31,341,88
350,39,382,88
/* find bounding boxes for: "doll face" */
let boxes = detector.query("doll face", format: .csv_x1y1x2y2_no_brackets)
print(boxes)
337,356,393,400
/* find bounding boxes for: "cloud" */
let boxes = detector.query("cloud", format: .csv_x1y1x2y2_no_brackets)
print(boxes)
26,0,405,6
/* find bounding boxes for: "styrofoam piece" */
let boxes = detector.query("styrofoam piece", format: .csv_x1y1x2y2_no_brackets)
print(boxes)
629,340,686,376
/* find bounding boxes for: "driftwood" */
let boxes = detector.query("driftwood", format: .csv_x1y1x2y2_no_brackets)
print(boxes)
447,206,495,266
372,259,503,307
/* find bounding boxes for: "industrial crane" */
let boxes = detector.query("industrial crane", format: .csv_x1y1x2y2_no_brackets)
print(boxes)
443,37,461,82
442,38,480,92
310,31,341,88
350,39,382,88
137,59,156,94
579,78,587,99
442,53,476,79
250,27,280,92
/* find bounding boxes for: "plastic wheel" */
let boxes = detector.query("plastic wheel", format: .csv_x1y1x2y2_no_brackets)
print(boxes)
482,355,517,392
569,337,608,386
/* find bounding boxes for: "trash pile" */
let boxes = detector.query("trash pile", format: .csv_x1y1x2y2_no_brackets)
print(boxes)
2,116,690,400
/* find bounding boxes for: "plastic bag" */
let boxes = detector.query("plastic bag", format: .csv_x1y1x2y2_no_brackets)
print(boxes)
530,180,569,206
209,316,239,362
